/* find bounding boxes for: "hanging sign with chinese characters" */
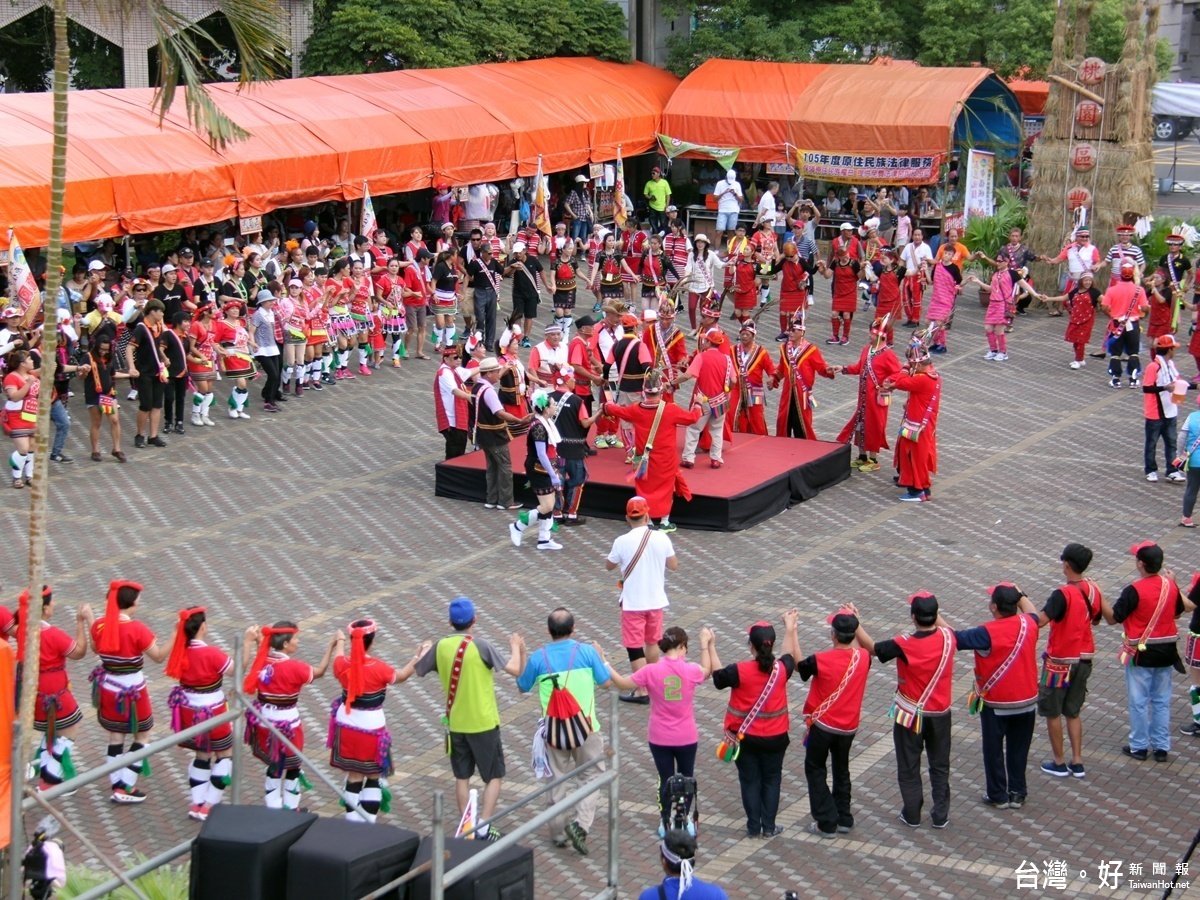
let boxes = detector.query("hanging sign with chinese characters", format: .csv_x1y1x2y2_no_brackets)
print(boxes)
1075,100,1103,128
1070,143,1098,172
1066,186,1093,210
796,149,940,185
1078,57,1108,85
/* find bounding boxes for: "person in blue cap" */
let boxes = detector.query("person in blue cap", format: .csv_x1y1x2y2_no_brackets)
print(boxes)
415,597,526,840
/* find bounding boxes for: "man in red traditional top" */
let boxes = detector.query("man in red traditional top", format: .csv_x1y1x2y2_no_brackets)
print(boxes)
1101,260,1151,388
1100,541,1193,761
854,591,956,828
677,328,735,469
837,318,902,472
770,241,812,343
882,343,940,502
604,372,700,532
828,222,860,263
642,301,687,403
818,245,861,345
434,344,471,459
732,321,775,435
948,583,1041,810
795,607,872,838
568,315,604,453
1032,543,1102,778
772,316,835,440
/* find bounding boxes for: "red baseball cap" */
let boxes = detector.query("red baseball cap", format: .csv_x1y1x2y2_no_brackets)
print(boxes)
626,496,649,517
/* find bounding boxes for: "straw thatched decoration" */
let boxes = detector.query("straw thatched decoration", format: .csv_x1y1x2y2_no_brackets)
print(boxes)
1026,0,1159,292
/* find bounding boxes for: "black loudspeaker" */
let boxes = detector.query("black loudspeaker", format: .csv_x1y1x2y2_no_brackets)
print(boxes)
407,837,534,900
189,804,317,900
285,817,421,900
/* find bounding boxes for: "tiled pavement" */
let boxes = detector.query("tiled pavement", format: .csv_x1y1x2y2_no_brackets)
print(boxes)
1,276,1196,899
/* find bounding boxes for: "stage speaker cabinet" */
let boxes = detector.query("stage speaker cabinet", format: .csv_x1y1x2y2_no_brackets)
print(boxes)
189,804,317,900
408,836,534,900
286,817,420,900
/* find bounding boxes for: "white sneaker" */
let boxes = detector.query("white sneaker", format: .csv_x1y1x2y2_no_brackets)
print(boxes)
983,351,997,360
1147,472,1159,482
238,411,251,420
537,539,563,551
229,408,239,419
1168,471,1187,483
994,353,1008,361
1069,360,1081,369
1078,359,1086,367
201,416,215,426
191,414,204,426
509,522,523,547
127,389,138,401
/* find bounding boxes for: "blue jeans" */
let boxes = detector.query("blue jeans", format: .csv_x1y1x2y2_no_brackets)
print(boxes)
1125,664,1173,751
50,399,69,456
570,218,592,241
1145,417,1179,475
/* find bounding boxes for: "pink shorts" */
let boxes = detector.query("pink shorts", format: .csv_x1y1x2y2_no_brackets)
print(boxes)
621,609,665,649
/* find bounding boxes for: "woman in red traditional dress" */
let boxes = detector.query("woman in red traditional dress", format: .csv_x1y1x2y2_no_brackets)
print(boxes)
836,320,902,472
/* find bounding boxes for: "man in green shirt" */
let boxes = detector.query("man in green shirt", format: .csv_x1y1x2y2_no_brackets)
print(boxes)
644,167,672,236
416,597,525,840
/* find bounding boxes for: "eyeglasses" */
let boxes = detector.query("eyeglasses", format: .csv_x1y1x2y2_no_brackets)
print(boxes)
133,287,148,292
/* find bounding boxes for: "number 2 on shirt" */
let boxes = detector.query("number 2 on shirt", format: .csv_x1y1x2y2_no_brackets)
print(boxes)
663,675,682,702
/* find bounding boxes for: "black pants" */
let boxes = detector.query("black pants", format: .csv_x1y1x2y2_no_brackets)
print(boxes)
979,707,1036,802
442,427,468,460
804,724,855,833
733,743,787,835
1107,321,1142,380
893,715,951,825
649,742,697,827
1184,466,1200,517
258,355,282,404
163,376,187,424
648,209,667,234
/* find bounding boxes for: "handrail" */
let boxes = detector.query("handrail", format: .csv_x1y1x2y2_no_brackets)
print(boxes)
462,751,607,838
66,840,194,900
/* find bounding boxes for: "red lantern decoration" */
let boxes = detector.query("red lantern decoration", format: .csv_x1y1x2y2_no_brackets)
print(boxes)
1075,100,1102,128
1066,186,1093,211
1078,57,1107,86
1070,143,1098,172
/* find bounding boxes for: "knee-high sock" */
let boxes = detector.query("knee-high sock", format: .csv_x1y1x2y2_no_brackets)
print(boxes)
282,365,292,385
343,779,365,821
23,451,33,479
537,515,553,545
996,333,1007,354
337,349,349,370
124,741,146,789
283,768,302,809
830,317,841,341
517,509,537,533
232,388,249,412
393,337,405,360
207,757,231,807
192,393,205,416
987,332,998,352
39,736,75,785
9,451,23,481
842,318,851,342
201,393,215,417
359,343,372,366
567,483,584,516
1191,686,1200,722
310,360,322,382
107,743,125,788
357,778,382,824
189,758,211,806
264,771,283,809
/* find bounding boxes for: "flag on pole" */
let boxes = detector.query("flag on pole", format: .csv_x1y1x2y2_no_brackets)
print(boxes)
613,147,628,230
361,182,377,242
455,787,478,839
8,230,40,327
531,157,552,238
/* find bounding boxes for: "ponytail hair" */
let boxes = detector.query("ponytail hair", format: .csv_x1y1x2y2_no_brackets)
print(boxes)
748,622,777,674
658,626,688,655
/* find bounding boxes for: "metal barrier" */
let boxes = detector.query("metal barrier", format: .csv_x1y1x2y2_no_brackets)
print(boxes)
6,641,627,900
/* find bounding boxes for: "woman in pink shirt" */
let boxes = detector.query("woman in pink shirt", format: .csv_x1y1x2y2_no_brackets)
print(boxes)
601,625,714,836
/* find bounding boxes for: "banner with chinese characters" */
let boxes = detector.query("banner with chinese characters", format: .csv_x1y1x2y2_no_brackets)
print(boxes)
962,149,995,222
796,149,940,185
657,134,740,171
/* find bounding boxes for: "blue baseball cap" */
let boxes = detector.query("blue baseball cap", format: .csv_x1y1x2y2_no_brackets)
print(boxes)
449,597,475,627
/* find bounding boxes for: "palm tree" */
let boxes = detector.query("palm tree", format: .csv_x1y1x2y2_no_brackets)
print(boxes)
9,0,287,882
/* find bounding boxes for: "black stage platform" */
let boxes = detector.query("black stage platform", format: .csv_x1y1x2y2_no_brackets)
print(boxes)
434,432,850,531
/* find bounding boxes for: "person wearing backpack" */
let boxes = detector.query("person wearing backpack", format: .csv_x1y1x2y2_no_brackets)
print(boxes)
416,597,525,841
516,607,615,856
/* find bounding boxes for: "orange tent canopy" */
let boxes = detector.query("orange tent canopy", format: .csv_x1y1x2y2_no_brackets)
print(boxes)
1007,79,1048,117
661,58,1022,165
0,58,679,246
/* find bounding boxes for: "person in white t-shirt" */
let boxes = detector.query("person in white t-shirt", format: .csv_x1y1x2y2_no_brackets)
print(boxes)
756,182,780,231
605,495,678,704
713,170,744,248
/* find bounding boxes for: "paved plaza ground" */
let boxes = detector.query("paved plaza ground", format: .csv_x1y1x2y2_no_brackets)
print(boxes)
1,275,1196,898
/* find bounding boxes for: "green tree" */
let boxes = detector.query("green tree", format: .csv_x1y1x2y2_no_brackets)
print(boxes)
302,0,630,75
666,0,1167,78
7,3,285,891
0,10,122,91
